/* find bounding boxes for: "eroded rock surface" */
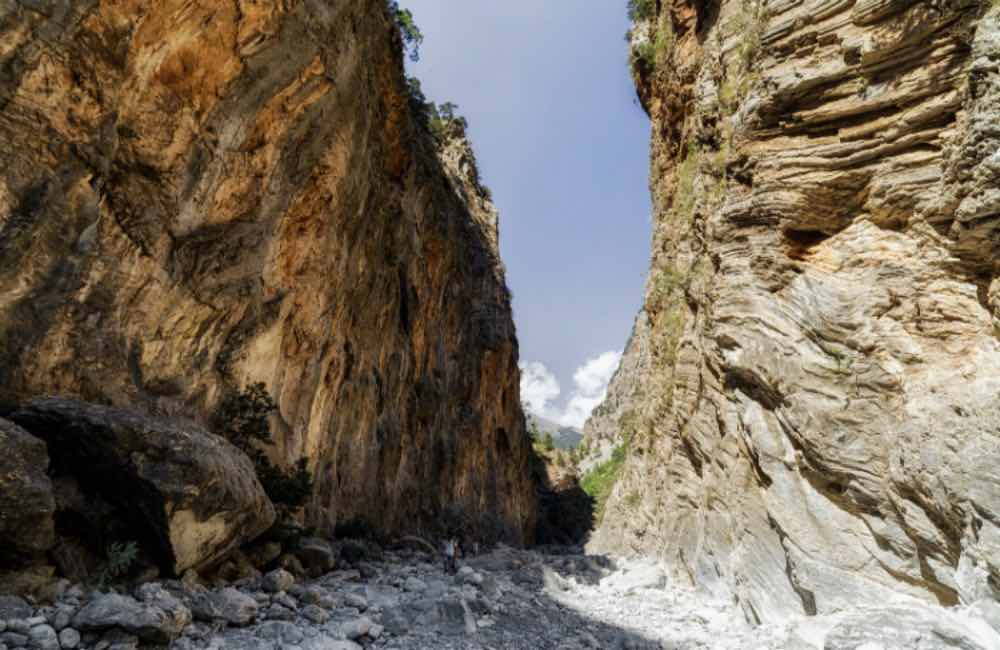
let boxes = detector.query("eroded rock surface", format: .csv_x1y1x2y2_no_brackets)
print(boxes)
0,0,533,541
588,0,1000,624
11,398,276,574
0,417,55,558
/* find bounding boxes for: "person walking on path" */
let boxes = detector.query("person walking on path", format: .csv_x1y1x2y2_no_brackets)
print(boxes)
443,537,457,574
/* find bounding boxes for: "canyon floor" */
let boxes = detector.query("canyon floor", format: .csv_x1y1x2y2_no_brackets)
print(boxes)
6,545,1000,650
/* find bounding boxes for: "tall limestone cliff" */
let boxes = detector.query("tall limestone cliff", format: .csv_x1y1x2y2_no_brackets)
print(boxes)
588,0,1000,623
0,0,534,543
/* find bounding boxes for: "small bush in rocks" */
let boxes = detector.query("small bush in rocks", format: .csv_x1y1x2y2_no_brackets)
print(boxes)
216,384,314,509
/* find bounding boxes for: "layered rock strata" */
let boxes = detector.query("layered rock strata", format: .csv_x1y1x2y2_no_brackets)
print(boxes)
589,0,1000,623
0,0,533,542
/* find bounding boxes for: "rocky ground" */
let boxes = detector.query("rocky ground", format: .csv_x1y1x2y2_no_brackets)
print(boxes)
3,544,1000,650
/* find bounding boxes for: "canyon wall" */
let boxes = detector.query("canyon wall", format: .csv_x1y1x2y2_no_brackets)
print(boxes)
588,0,1000,623
0,0,534,543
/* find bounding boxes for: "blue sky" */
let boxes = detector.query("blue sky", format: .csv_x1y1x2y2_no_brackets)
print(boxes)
400,1,652,428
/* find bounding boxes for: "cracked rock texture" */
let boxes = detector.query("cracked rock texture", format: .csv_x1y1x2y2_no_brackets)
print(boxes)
11,397,277,574
0,417,56,558
0,0,533,542
588,0,1000,624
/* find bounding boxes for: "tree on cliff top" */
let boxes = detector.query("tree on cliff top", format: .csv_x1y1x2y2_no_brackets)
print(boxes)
390,1,423,61
628,0,656,21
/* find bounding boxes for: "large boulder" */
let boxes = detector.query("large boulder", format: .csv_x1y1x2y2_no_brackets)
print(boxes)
186,586,259,626
295,536,336,577
72,590,189,643
0,418,55,557
11,398,276,574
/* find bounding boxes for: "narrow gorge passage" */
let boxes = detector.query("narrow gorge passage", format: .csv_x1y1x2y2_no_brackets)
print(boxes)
2,0,1000,649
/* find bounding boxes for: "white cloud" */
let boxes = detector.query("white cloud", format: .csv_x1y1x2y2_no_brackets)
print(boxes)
519,351,622,430
519,361,561,418
572,351,622,397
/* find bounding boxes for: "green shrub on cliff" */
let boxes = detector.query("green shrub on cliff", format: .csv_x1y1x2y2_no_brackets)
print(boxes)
390,1,423,61
406,77,468,143
628,0,656,21
580,444,627,521
218,383,313,509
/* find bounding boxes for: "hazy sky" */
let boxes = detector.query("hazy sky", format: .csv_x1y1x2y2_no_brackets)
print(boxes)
400,1,652,428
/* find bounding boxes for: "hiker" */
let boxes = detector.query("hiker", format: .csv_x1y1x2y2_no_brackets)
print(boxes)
443,537,458,574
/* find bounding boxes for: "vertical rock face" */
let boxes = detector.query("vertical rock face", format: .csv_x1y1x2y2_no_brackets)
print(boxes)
0,0,533,542
579,312,652,474
0,418,56,557
589,0,1000,622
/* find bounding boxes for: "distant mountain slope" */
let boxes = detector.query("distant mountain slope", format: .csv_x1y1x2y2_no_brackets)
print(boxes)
527,413,583,449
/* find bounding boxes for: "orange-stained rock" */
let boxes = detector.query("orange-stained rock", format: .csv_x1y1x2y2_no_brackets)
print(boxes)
0,0,534,544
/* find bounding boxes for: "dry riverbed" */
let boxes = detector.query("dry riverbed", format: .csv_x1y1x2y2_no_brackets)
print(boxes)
2,545,1000,649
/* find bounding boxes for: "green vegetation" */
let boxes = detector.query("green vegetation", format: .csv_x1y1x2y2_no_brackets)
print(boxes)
403,78,494,199
628,2,674,80
429,101,468,141
634,40,656,70
542,431,555,452
97,540,138,587
389,1,423,61
646,259,688,413
628,0,656,21
257,457,314,508
648,265,684,313
580,444,627,521
718,0,767,115
218,383,314,509
406,77,469,143
629,19,672,76
735,0,766,73
654,25,674,65
673,141,700,223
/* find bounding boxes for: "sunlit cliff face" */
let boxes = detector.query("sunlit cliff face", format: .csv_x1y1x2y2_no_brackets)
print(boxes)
0,0,534,543
588,0,1000,622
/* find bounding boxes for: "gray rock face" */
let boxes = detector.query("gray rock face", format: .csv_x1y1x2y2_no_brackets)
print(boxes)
27,624,58,650
821,605,1000,650
0,418,55,556
403,577,427,593
72,592,189,643
0,596,33,620
341,616,372,640
300,640,361,650
578,312,652,474
188,587,258,626
601,561,664,595
296,537,336,577
589,0,1000,625
261,569,295,594
11,398,275,574
56,628,79,649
